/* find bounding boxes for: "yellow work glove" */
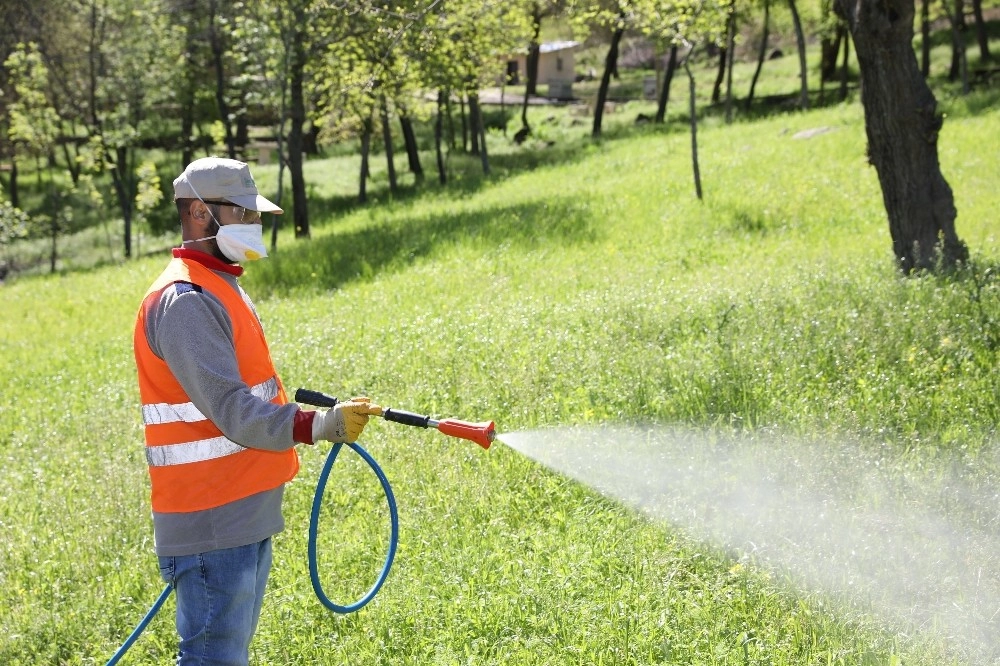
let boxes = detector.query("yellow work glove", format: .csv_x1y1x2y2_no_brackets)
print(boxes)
312,397,383,443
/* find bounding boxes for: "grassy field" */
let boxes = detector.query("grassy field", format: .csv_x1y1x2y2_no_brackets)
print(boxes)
2,21,1000,662
2,90,998,665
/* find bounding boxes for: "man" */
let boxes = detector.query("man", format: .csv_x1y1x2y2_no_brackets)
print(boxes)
134,156,379,665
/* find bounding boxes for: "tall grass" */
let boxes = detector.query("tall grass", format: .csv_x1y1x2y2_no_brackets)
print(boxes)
1,97,997,665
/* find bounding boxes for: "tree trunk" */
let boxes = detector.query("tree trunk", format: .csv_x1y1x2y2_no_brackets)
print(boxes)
789,0,810,109
236,111,250,155
948,0,966,81
470,93,490,176
970,0,991,61
746,0,770,111
180,96,195,167
8,156,19,209
109,145,133,258
50,211,59,274
287,6,309,238
945,0,971,91
593,23,625,138
724,1,737,123
839,28,851,100
684,60,702,201
208,0,236,159
834,0,968,272
656,46,679,123
59,141,80,187
399,110,423,183
180,5,198,167
921,0,931,76
822,24,849,83
359,115,371,204
821,34,840,82
380,96,397,193
525,5,542,97
435,90,447,186
712,47,726,104
459,95,468,152
446,93,457,151
270,3,288,252
468,93,480,155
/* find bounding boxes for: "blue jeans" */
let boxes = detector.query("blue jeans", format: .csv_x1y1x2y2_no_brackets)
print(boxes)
158,538,273,666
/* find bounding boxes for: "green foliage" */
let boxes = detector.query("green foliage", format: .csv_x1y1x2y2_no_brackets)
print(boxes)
0,199,29,247
3,42,60,159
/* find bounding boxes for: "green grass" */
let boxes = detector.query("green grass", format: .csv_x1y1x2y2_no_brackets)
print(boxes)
1,91,998,664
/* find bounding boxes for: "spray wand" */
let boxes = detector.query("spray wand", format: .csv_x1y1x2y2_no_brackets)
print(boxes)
294,388,496,449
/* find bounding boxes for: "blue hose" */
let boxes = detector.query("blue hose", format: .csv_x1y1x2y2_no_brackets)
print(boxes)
309,442,399,613
105,440,398,664
104,583,172,666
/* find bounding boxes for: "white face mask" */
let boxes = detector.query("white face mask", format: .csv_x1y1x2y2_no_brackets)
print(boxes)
185,223,268,262
215,223,268,262
182,180,269,262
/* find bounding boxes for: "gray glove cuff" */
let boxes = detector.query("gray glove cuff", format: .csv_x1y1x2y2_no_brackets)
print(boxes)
312,407,347,443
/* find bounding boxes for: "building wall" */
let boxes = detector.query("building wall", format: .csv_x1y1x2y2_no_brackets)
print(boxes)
508,44,578,87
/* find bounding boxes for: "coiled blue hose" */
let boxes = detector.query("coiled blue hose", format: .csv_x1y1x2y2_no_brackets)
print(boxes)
309,442,399,613
105,440,398,665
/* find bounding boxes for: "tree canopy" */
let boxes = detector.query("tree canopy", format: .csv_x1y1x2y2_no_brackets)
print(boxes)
0,0,989,273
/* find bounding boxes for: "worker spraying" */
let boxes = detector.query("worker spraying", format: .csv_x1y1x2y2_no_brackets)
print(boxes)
129,157,493,666
134,157,382,665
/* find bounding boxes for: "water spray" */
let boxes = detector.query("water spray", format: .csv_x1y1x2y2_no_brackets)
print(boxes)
105,389,493,665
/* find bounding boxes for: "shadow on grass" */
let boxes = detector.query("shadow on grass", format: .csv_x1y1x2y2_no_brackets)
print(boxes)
249,195,601,297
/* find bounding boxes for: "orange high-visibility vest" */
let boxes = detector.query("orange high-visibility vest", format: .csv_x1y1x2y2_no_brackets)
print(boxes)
134,256,299,513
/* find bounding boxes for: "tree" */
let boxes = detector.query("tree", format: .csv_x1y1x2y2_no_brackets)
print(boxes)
944,0,970,91
207,0,239,159
834,0,968,272
0,0,62,209
49,0,182,259
514,0,566,139
633,0,728,198
285,0,313,237
655,44,679,122
969,0,991,62
5,42,66,272
745,0,770,110
787,0,809,109
569,1,633,138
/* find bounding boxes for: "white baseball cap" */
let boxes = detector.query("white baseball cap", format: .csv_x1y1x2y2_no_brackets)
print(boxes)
173,156,282,213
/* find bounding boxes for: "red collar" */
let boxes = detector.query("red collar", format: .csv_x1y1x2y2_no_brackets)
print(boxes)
173,247,244,277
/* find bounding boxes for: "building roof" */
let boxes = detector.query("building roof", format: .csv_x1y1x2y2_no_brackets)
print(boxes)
539,41,580,54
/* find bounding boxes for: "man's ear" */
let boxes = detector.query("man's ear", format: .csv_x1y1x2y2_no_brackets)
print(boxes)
191,200,209,221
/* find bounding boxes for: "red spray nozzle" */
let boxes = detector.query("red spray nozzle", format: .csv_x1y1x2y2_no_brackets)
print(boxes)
436,418,495,450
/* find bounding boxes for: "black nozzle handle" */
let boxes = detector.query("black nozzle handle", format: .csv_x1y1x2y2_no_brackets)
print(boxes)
381,408,431,429
294,388,339,408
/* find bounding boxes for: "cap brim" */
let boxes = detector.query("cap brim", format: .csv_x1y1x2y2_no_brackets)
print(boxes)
225,194,283,214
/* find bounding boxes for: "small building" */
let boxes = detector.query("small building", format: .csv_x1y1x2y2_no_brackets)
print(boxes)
505,41,580,98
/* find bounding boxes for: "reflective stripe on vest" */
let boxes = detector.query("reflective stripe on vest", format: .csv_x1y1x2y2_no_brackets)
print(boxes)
147,436,246,467
143,377,279,467
142,377,279,428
